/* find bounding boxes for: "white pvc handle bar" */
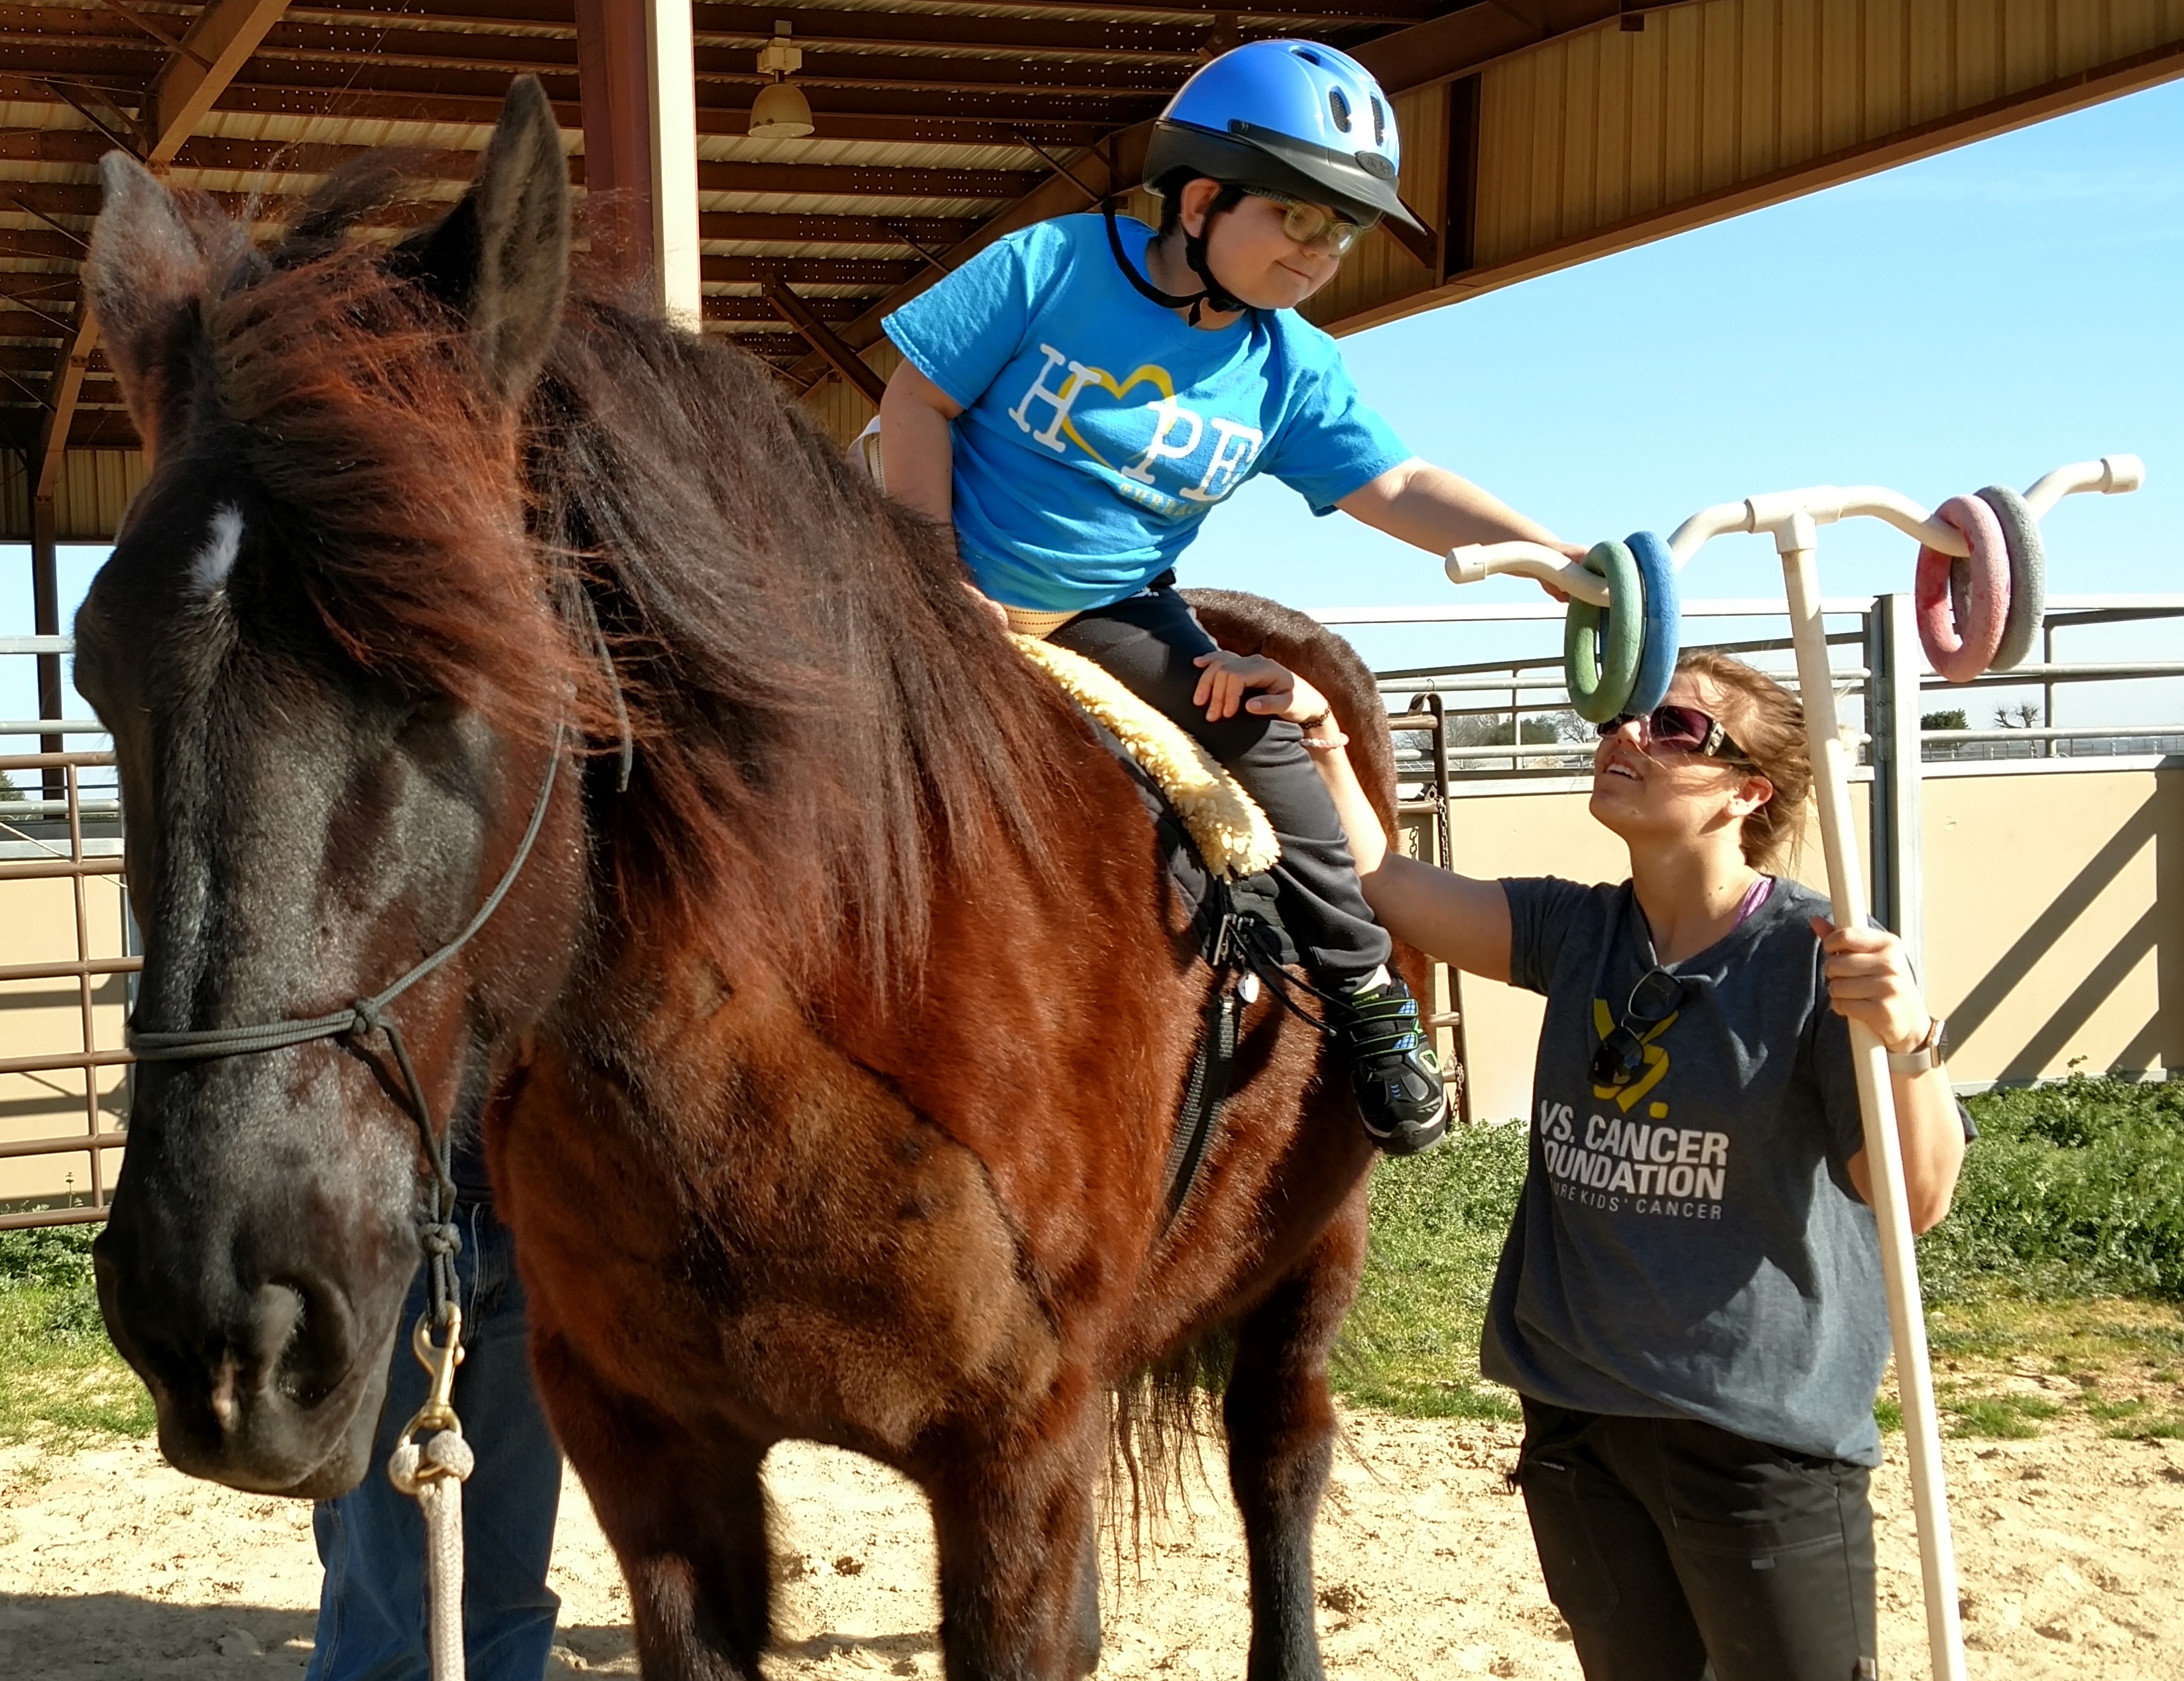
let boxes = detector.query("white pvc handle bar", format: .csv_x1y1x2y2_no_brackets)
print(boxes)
1443,454,2144,603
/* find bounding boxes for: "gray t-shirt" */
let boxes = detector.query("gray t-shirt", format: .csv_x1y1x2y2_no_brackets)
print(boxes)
1481,874,1890,1464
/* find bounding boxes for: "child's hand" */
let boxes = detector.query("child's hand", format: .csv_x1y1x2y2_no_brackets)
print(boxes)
1811,917,1931,1055
1191,650,1331,726
1535,540,1592,605
961,581,1012,632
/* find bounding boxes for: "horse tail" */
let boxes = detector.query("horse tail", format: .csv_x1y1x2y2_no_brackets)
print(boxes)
1104,1322,1237,1559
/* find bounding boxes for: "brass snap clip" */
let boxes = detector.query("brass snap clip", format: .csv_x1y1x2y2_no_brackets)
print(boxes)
387,1307,468,1494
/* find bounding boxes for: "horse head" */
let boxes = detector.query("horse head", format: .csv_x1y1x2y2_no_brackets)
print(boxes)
80,79,588,1497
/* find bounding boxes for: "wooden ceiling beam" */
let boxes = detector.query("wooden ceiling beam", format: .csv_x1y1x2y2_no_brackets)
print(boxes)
762,278,886,402
268,0,1439,29
66,80,1106,145
788,117,1154,385
0,125,1048,198
140,0,296,162
0,129,1044,200
32,0,294,504
178,64,1164,127
702,255,920,286
0,180,989,251
6,29,1197,95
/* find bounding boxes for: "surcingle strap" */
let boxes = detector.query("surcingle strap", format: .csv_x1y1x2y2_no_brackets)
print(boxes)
1163,921,1242,1228
1009,633,1278,880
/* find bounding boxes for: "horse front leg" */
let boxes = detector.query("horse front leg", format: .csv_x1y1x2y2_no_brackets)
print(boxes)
1223,1193,1368,1681
532,1328,774,1680
928,1385,1106,1681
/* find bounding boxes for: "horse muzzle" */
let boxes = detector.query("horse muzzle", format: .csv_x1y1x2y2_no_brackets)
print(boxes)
93,1189,409,1499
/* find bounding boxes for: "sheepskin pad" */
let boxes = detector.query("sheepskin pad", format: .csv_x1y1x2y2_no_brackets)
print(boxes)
1010,634,1280,880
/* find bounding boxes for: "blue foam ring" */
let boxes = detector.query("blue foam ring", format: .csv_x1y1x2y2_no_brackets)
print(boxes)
1622,530,1681,717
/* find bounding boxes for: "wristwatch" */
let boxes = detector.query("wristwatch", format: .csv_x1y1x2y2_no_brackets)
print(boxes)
1888,1016,1947,1074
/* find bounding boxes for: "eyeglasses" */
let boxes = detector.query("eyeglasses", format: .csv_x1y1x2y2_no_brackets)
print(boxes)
1590,968,1686,1090
1596,703,1750,763
1249,190,1368,256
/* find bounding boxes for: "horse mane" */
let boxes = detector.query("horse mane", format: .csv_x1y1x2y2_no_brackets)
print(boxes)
177,168,1080,980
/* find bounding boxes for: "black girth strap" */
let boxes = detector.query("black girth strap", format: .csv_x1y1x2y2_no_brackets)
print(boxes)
1162,965,1240,1228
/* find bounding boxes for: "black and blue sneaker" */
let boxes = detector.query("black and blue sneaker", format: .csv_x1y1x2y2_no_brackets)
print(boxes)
1337,974,1449,1155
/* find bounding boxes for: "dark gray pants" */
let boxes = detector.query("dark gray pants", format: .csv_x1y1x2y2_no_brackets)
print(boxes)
1516,1399,1878,1681
1050,583,1390,983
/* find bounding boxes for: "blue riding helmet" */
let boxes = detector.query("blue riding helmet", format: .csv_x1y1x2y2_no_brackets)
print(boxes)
1146,40,1422,231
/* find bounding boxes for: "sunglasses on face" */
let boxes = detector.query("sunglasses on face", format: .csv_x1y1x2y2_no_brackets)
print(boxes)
1596,703,1749,762
1590,967,1686,1089
1248,191,1368,256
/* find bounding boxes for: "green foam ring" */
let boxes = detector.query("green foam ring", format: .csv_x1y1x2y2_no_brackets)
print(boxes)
1563,538,1646,725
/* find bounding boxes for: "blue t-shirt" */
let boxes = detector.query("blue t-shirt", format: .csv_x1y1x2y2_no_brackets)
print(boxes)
881,214,1411,614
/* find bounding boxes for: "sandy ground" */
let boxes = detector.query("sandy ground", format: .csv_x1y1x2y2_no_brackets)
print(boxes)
1,1409,2179,1679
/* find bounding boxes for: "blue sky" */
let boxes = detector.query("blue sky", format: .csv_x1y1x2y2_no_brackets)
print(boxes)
5,76,2180,734
1188,76,2184,692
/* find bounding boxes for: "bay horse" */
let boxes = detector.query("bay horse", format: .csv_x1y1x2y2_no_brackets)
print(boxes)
84,77,1432,1681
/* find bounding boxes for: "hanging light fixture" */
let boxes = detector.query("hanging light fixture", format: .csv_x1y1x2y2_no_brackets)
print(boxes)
749,21,815,139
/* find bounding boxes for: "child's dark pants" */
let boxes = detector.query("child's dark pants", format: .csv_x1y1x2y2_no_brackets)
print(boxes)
1049,581,1392,984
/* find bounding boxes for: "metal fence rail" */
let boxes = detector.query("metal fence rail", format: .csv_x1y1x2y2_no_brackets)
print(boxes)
1,594,2179,1202
0,748,134,1232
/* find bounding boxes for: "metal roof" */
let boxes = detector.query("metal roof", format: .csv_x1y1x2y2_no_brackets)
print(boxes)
0,0,1514,486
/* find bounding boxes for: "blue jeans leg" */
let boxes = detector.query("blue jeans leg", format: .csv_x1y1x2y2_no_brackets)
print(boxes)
306,1202,563,1681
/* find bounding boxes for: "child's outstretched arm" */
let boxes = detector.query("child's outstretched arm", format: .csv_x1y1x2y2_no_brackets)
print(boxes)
1338,459,1586,583
1193,650,1514,981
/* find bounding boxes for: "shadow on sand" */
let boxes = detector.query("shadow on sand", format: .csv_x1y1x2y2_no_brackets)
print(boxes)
0,1593,944,1677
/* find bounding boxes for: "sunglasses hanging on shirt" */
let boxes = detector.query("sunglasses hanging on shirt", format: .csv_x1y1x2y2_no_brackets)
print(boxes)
1590,966,1687,1090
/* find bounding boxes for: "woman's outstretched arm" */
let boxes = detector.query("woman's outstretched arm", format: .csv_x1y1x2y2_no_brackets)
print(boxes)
1193,651,1514,982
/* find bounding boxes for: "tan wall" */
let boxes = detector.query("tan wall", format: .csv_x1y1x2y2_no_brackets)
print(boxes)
1441,762,2175,1123
0,861,131,1208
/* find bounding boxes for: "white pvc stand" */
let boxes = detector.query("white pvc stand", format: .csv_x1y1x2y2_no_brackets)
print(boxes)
1443,455,2144,1681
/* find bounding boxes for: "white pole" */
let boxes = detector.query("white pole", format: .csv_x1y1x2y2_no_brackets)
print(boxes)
1778,515,1966,1681
645,0,702,329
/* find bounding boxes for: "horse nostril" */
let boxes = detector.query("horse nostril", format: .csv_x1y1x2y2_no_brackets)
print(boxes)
270,1275,355,1411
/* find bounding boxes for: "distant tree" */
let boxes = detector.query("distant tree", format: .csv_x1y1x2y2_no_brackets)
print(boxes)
1439,708,1587,751
0,772,23,803
1993,702,2042,730
1921,709,1968,732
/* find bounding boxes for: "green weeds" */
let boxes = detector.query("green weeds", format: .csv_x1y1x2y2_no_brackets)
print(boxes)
0,1219,155,1448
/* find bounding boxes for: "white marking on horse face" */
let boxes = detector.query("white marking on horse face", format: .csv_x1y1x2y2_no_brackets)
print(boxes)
189,504,243,596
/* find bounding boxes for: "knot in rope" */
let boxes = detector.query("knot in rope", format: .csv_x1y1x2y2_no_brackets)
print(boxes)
418,1220,463,1261
347,998,384,1039
389,1426,477,1495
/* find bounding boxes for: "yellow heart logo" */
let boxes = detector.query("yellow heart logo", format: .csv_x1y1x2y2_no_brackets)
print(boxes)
1057,363,1176,467
1591,996,1677,1110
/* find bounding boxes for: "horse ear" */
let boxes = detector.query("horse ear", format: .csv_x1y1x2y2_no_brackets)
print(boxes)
86,152,211,461
393,75,570,404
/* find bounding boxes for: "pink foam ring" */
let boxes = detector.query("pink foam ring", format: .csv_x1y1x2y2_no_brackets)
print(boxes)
1914,493,2011,683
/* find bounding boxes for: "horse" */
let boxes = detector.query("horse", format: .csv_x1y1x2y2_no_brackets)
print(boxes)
82,76,1435,1681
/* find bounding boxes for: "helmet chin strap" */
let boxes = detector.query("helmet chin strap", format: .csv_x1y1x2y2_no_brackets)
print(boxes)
1103,194,1248,325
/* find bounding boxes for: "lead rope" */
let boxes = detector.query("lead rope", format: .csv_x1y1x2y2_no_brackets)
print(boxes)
129,721,569,1681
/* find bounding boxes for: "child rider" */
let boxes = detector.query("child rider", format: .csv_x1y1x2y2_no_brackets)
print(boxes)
878,40,1585,1155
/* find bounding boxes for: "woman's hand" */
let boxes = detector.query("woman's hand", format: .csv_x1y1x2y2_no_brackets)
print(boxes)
1191,650,1330,726
1811,917,1931,1053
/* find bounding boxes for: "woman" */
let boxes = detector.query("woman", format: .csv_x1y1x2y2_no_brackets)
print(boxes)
875,39,1590,1154
1193,644,1968,1681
